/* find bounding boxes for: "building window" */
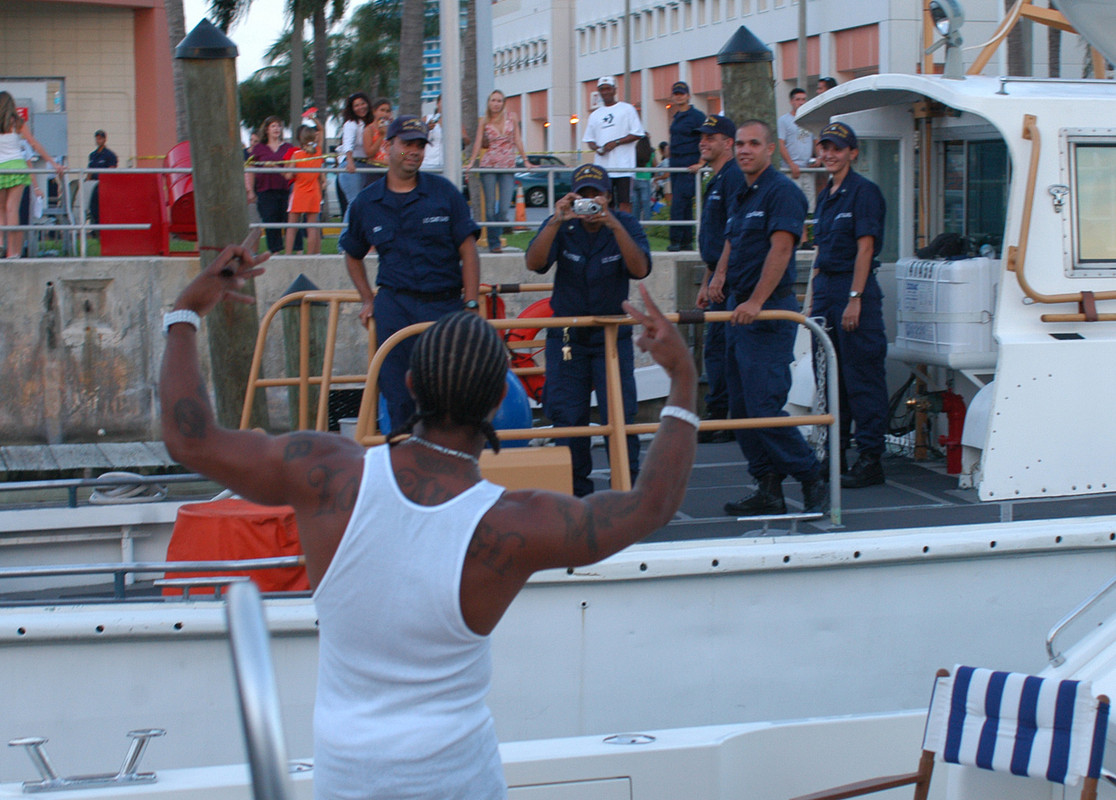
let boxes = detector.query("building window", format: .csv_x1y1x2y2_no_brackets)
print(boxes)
657,7,666,35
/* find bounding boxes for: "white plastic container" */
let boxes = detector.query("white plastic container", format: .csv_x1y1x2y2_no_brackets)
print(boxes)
892,257,998,363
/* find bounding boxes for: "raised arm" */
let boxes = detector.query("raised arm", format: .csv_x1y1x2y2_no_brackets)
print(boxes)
160,240,365,517
459,284,697,634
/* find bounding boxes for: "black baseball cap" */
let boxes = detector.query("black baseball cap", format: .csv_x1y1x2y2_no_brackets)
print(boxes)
571,163,611,193
386,115,429,143
671,81,690,94
698,114,735,139
819,121,857,149
94,130,106,137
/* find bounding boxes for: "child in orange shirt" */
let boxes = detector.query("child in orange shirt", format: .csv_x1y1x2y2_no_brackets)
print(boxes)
285,123,326,255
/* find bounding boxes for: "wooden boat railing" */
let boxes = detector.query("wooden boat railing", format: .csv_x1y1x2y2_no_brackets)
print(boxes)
241,290,844,525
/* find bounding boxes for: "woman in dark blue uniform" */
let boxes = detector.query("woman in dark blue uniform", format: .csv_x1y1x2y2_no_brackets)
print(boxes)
809,122,888,488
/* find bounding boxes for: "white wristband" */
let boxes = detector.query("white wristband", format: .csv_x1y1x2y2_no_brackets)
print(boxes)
660,405,700,429
163,309,201,335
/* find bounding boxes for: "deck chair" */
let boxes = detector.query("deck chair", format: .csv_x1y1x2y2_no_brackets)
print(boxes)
791,666,1110,800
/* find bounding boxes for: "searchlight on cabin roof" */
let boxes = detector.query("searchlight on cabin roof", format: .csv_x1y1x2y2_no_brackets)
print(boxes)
926,0,966,79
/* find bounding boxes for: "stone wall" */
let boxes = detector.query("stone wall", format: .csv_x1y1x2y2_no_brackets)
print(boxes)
0,253,689,444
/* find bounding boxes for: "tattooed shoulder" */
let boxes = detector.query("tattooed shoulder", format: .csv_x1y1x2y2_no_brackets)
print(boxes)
283,433,317,462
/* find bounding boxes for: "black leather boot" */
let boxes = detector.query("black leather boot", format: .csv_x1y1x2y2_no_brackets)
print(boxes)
801,475,830,514
724,473,786,516
842,453,885,489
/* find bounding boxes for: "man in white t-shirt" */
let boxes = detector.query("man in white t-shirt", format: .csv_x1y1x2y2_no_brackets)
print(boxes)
583,75,645,214
777,87,816,211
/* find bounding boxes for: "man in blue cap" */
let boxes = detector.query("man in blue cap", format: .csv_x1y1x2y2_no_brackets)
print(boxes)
340,114,481,434
666,81,705,251
526,163,651,496
694,114,745,442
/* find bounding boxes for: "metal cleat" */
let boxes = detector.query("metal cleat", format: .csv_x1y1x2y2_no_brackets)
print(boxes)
9,728,165,793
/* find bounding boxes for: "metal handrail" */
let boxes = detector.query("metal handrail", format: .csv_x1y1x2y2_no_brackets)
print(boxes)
224,581,297,800
0,556,304,581
0,556,305,602
0,472,207,509
1046,573,1116,665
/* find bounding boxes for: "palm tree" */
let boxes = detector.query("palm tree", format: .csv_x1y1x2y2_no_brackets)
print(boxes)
398,0,426,114
165,0,189,142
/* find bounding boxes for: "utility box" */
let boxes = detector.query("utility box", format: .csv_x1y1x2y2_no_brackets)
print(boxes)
890,257,998,369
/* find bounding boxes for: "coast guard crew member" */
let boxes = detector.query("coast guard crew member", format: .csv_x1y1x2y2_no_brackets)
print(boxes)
525,163,651,497
340,114,481,434
666,81,706,252
708,119,826,516
694,114,745,441
160,238,698,800
808,121,888,488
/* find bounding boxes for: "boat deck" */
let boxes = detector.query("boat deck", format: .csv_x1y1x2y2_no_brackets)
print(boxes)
586,440,1116,542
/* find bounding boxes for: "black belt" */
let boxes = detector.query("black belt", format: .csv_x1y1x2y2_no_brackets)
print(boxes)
382,286,462,302
733,285,792,303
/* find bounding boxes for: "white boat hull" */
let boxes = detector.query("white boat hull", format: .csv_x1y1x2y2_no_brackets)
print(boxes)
4,517,1115,784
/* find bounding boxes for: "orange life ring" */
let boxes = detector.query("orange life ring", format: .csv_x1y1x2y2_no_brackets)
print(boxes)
505,298,552,403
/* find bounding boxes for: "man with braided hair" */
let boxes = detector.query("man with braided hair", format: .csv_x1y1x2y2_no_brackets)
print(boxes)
160,240,698,800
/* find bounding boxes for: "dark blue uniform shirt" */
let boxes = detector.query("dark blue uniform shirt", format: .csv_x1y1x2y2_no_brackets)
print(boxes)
87,147,117,178
669,106,706,166
723,165,806,297
698,158,746,266
339,172,479,294
813,169,885,273
530,211,651,338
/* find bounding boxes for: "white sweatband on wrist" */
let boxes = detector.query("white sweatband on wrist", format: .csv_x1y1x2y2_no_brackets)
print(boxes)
163,309,201,335
660,405,700,429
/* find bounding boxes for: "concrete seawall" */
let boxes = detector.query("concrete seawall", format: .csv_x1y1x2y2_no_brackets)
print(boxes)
0,252,693,445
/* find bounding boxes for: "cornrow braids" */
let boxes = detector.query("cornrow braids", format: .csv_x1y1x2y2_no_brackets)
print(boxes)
387,312,510,452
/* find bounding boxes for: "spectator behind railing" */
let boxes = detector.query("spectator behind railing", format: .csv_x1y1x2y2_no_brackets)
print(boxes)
468,90,527,254
0,91,64,259
246,116,298,254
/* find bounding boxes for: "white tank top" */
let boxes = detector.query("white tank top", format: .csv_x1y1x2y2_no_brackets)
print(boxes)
0,132,25,163
312,444,507,800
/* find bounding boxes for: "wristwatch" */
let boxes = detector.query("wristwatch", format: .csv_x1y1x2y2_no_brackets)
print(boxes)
848,290,863,299
464,300,480,310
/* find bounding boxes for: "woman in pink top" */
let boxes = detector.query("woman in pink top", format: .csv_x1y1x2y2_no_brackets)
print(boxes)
469,90,526,253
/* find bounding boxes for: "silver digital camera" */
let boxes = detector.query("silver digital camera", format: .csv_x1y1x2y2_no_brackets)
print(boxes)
572,198,603,216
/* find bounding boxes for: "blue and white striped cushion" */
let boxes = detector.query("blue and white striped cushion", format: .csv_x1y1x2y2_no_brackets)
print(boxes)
923,666,1108,787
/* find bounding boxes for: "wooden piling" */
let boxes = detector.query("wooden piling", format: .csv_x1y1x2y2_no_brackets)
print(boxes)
175,19,268,429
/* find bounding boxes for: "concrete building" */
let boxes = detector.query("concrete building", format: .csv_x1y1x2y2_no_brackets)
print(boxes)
488,0,1095,157
1,0,178,171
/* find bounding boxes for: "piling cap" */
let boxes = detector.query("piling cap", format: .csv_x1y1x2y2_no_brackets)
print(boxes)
716,26,773,64
175,19,239,60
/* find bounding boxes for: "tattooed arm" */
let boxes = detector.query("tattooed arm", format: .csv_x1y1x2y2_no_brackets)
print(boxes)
159,242,365,580
460,285,698,635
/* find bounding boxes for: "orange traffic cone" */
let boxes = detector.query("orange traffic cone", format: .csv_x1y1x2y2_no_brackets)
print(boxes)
514,183,527,228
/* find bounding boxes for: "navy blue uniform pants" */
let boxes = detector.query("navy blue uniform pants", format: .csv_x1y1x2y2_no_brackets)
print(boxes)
812,272,888,456
544,334,640,497
374,288,464,433
669,170,695,248
703,293,728,416
725,292,819,482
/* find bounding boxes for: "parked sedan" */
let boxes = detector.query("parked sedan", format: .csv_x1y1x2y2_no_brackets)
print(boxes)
514,154,573,207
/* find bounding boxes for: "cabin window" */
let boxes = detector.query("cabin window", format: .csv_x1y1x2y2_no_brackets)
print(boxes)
941,139,1008,255
856,138,900,263
1070,143,1116,269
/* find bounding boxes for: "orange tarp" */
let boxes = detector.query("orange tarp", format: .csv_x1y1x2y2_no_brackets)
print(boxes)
163,498,309,595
